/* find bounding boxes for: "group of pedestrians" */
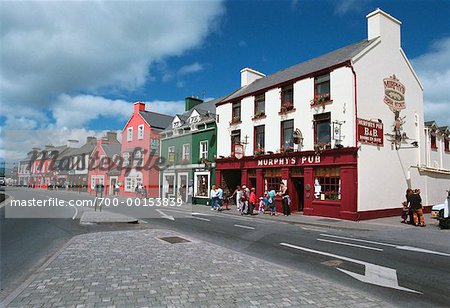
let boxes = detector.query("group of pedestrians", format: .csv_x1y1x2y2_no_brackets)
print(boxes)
134,183,148,199
228,183,292,216
210,185,224,210
401,188,426,227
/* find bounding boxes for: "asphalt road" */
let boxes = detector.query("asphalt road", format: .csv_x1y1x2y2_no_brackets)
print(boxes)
2,187,450,307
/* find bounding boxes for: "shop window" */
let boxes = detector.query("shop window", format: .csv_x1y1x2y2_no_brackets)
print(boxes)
195,172,210,197
264,168,282,192
314,73,331,103
232,102,241,124
314,167,340,200
254,94,265,118
254,125,265,154
314,113,331,147
430,131,437,149
281,119,294,151
125,173,143,192
231,129,241,154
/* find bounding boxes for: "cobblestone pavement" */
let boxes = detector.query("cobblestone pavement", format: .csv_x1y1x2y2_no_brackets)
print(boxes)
6,229,390,308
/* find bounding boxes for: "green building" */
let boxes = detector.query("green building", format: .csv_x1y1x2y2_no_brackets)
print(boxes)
160,97,222,205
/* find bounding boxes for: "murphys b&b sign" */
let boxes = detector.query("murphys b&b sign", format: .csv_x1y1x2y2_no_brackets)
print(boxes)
357,118,384,146
383,75,406,112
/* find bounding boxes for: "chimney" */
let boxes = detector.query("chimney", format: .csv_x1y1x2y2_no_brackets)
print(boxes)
134,101,145,114
106,131,118,142
67,139,79,148
86,136,97,144
185,96,203,111
240,67,265,87
367,8,401,48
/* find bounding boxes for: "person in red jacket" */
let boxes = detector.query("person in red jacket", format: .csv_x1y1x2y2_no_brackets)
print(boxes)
248,187,257,215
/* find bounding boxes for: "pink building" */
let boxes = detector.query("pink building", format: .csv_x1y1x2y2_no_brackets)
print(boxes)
120,102,172,197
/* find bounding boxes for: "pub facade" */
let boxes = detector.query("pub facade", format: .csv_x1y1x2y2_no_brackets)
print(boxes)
215,9,450,220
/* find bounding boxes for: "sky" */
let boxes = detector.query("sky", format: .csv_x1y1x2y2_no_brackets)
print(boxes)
1,0,449,162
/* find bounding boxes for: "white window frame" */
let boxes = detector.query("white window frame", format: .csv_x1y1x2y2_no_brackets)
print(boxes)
194,171,210,198
127,127,133,142
200,140,208,159
138,124,144,140
125,172,143,192
133,150,144,167
123,152,130,166
182,144,190,161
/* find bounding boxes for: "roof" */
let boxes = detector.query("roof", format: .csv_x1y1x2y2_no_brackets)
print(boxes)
101,143,121,158
139,111,173,130
69,141,96,156
221,39,377,103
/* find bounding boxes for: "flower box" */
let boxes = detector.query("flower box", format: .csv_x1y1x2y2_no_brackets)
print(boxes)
229,117,242,125
310,94,332,107
252,111,266,120
279,103,295,115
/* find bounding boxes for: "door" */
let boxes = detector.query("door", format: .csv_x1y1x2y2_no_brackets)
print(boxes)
109,177,118,195
293,178,304,211
177,173,188,202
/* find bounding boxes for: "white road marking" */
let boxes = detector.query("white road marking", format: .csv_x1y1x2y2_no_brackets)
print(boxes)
70,202,78,220
155,209,175,221
320,233,450,257
317,238,383,251
301,226,328,232
234,224,255,230
280,242,421,294
191,212,211,216
190,216,210,222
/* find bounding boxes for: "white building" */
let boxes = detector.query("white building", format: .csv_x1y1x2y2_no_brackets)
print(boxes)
215,9,450,220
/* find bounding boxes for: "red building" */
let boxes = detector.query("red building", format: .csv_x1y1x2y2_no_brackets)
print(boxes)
119,102,172,197
88,132,121,195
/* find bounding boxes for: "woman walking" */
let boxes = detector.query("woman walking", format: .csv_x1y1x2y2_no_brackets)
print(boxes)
268,187,277,216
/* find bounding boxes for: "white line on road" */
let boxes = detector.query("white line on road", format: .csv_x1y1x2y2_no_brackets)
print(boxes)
155,209,175,221
317,238,383,251
190,216,210,222
301,226,328,232
280,242,421,294
320,233,450,257
234,224,255,230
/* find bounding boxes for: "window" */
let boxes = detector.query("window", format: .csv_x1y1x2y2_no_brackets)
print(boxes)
138,124,144,139
254,94,265,117
281,84,294,109
430,131,437,149
168,146,175,164
445,136,449,152
314,167,340,200
127,127,133,141
150,138,159,152
314,113,331,146
163,174,175,197
194,172,210,197
314,73,331,101
231,129,241,153
200,141,208,160
232,102,241,123
254,125,265,154
281,120,294,150
182,144,190,161
123,152,130,166
264,169,282,192
125,172,143,192
133,150,144,167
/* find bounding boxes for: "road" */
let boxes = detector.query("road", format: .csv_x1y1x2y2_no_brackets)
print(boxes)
2,187,450,307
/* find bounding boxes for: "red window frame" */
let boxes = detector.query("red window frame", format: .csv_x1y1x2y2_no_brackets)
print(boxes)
314,112,331,146
445,137,450,152
231,129,241,154
314,73,331,102
430,131,437,149
281,84,294,108
254,94,265,116
232,102,241,122
280,119,294,150
254,125,265,154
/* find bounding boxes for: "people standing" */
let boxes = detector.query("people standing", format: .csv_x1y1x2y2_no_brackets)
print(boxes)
280,183,291,216
230,186,242,211
405,188,414,224
210,185,217,210
410,188,425,227
240,185,249,215
268,187,277,216
249,187,257,215
217,185,223,211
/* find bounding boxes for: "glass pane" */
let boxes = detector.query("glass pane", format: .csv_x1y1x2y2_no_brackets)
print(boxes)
317,122,330,144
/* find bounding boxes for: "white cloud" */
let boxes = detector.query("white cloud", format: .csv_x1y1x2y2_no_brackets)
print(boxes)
0,0,224,122
178,62,204,75
412,37,450,125
334,0,369,16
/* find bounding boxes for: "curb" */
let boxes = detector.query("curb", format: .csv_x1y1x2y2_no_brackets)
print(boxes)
0,236,78,308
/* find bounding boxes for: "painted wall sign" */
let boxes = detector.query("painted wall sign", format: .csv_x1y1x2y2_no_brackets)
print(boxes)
357,118,384,146
383,75,406,112
234,144,244,159
257,155,321,167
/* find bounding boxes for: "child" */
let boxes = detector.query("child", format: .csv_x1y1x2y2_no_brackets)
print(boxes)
401,201,409,223
258,197,265,214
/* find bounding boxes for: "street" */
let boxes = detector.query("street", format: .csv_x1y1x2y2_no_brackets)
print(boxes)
2,187,450,307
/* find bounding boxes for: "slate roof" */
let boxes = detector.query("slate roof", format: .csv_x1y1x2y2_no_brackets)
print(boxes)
101,143,121,158
221,39,377,103
139,111,173,130
69,141,96,156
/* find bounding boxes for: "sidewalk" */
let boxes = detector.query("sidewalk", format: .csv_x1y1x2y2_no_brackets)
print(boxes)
183,203,441,232
3,229,388,308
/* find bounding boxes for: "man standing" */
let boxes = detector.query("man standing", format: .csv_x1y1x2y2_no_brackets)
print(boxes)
410,189,425,227
217,185,223,211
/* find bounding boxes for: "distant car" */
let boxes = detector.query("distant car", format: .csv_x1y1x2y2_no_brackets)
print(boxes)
431,202,447,219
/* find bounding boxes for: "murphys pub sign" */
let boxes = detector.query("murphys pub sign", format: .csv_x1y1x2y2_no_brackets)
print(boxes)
357,118,384,146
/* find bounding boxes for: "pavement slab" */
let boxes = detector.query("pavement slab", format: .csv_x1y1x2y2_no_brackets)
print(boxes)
4,229,390,308
80,211,139,224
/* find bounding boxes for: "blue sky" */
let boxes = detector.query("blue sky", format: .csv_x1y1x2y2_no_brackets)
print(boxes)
1,0,449,160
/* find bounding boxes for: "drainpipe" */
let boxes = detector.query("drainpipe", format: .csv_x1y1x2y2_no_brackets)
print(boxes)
346,61,358,147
